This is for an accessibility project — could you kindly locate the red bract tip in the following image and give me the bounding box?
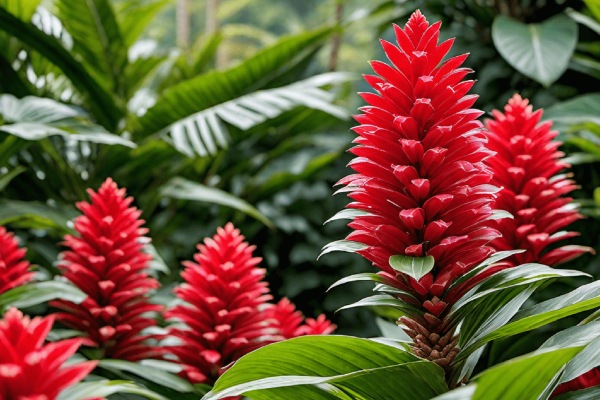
[486,94,593,267]
[0,226,33,295]
[338,10,498,303]
[0,307,97,400]
[51,178,162,361]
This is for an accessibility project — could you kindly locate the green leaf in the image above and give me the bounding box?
[58,380,169,400]
[158,72,352,157]
[0,199,76,233]
[130,27,334,138]
[543,94,600,135]
[336,294,421,317]
[389,254,435,281]
[0,166,25,192]
[160,177,274,229]
[432,386,477,400]
[319,240,367,259]
[0,7,120,128]
[98,359,195,393]
[0,280,86,311]
[461,280,600,360]
[471,347,583,400]
[492,13,578,87]
[554,387,600,400]
[203,335,447,400]
[117,0,169,47]
[567,8,600,35]
[56,0,127,92]
[541,322,600,383]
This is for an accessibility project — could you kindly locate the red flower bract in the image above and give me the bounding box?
[51,178,162,361]
[0,226,33,295]
[339,10,498,305]
[165,224,335,385]
[0,307,97,400]
[265,298,336,338]
[486,94,592,267]
[165,223,276,385]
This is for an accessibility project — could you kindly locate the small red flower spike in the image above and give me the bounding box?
[486,94,593,267]
[0,307,97,400]
[0,226,33,295]
[51,178,162,361]
[265,298,336,338]
[165,223,277,385]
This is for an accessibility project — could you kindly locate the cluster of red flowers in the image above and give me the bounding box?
[0,177,334,396]
[165,222,335,385]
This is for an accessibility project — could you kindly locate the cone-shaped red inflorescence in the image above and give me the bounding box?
[51,178,162,361]
[264,298,336,338]
[165,223,276,385]
[165,224,335,385]
[0,307,97,400]
[486,94,592,267]
[0,226,33,295]
[339,10,498,306]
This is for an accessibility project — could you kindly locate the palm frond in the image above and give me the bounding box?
[55,0,128,95]
[159,72,354,157]
[128,27,335,139]
[0,7,120,128]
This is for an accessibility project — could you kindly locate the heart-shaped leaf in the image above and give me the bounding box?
[492,13,578,87]
[389,254,435,281]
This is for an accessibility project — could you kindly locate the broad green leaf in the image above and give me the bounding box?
[98,359,195,393]
[432,386,477,400]
[461,280,600,359]
[0,199,76,233]
[492,14,578,87]
[327,272,385,291]
[0,166,25,191]
[56,0,127,92]
[130,27,334,137]
[0,7,119,128]
[58,379,168,400]
[336,294,421,317]
[324,209,371,224]
[117,0,169,47]
[319,240,367,258]
[554,387,600,400]
[160,177,274,228]
[567,8,600,35]
[543,94,600,135]
[471,347,583,400]
[375,317,412,341]
[0,280,86,311]
[541,322,600,383]
[389,254,435,281]
[157,72,352,157]
[585,0,600,22]
[204,335,447,400]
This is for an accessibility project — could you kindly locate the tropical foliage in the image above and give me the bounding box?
[0,0,600,399]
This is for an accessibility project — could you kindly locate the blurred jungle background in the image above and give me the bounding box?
[0,0,598,345]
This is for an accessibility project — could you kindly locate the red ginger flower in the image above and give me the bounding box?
[264,298,336,338]
[335,10,501,369]
[51,178,162,361]
[340,10,498,307]
[0,226,33,295]
[165,224,335,385]
[486,94,592,267]
[0,307,97,400]
[165,223,276,385]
